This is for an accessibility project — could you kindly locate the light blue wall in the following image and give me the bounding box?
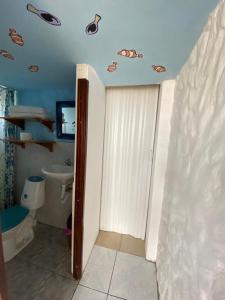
[17,88,75,141]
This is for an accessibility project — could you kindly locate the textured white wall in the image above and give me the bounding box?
[157,1,225,299]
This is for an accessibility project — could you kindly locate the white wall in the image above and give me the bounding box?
[76,64,106,271]
[145,80,175,261]
[16,142,74,229]
[157,1,225,299]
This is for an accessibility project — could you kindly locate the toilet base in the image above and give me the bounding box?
[3,214,34,262]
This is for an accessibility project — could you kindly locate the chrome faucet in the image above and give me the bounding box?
[64,158,72,166]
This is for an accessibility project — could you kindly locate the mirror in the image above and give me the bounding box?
[56,101,75,140]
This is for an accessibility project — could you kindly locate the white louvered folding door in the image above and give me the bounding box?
[100,86,159,239]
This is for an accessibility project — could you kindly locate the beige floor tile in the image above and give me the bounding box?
[109,252,157,300]
[80,246,116,293]
[95,231,122,251]
[120,235,145,257]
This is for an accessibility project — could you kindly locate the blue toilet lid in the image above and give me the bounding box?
[28,176,44,182]
[0,205,29,233]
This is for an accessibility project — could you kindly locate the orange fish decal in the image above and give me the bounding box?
[0,49,14,60]
[28,65,39,72]
[107,62,117,72]
[117,49,143,59]
[9,28,24,46]
[152,65,166,73]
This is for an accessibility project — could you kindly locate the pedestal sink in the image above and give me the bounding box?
[41,164,74,185]
[41,164,74,203]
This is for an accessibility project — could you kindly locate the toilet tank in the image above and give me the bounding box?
[21,176,46,210]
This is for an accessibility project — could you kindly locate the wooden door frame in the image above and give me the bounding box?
[0,231,8,300]
[73,79,89,280]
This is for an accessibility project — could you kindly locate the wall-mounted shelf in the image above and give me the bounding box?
[0,116,54,131]
[0,138,55,152]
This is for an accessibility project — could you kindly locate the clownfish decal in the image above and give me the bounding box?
[28,65,39,72]
[9,28,24,46]
[86,14,101,35]
[27,3,61,26]
[152,65,167,73]
[107,62,118,73]
[0,49,14,60]
[117,49,143,59]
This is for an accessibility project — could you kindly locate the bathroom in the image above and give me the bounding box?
[1,0,225,300]
[0,86,76,289]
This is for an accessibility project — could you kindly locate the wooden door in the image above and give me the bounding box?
[0,232,8,300]
[73,79,89,280]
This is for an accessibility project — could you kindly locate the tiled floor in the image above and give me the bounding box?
[74,245,158,300]
[6,224,158,300]
[6,223,77,300]
[95,230,146,257]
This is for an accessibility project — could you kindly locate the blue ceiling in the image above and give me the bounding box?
[0,0,219,91]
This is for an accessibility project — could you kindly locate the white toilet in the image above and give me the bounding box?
[1,176,45,262]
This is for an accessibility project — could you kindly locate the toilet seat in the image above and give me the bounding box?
[0,205,29,233]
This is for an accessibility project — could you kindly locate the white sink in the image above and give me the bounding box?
[42,164,74,185]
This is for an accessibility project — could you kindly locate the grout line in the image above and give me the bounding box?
[118,249,145,259]
[155,263,160,300]
[118,234,123,251]
[71,283,79,300]
[117,248,146,259]
[107,250,118,294]
[78,283,108,295]
[95,239,146,260]
[107,294,127,300]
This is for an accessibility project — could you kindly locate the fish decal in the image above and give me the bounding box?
[28,65,39,72]
[117,49,143,59]
[27,3,61,26]
[152,65,166,73]
[0,49,14,60]
[9,28,24,46]
[107,62,118,72]
[86,14,101,35]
